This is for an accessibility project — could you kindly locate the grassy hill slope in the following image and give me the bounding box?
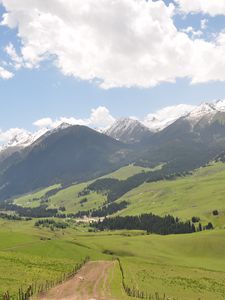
[117,162,225,226]
[14,162,225,227]
[14,164,150,213]
[0,219,225,299]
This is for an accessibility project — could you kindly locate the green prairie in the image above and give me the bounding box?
[14,162,225,227]
[5,162,225,299]
[0,218,225,300]
[14,164,150,213]
[117,162,225,226]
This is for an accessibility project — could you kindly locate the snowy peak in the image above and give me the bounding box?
[183,100,225,127]
[54,122,71,131]
[0,122,73,153]
[186,102,216,120]
[6,131,32,148]
[0,129,31,152]
[105,118,152,143]
[214,99,225,111]
[0,128,49,153]
[144,104,196,132]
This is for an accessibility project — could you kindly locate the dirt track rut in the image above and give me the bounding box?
[35,261,119,300]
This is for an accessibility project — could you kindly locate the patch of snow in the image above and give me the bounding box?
[144,104,196,132]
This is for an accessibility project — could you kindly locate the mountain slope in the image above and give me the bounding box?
[116,162,225,227]
[13,161,225,228]
[137,101,225,170]
[144,104,196,132]
[105,118,152,143]
[0,125,130,200]
[3,100,225,201]
[0,128,49,174]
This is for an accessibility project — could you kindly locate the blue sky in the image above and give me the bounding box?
[1,0,225,136]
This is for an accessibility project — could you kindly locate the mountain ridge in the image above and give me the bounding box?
[105,117,152,143]
[0,125,131,200]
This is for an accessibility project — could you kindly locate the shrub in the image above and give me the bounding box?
[212,210,219,216]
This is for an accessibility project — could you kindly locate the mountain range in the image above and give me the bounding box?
[1,99,225,200]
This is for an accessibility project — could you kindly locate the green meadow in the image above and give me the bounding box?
[117,162,225,226]
[6,162,225,299]
[14,162,225,227]
[14,164,150,213]
[0,217,225,299]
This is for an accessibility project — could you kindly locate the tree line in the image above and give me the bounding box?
[74,201,129,218]
[91,214,197,235]
[83,165,193,204]
[0,212,31,221]
[0,202,59,218]
[35,219,69,229]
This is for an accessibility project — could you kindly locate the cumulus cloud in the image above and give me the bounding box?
[33,118,56,128]
[4,43,24,70]
[33,106,115,130]
[0,66,14,79]
[89,106,115,129]
[182,26,203,38]
[175,0,225,16]
[1,0,225,88]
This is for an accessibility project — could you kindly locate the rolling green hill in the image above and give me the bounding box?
[0,219,225,299]
[14,164,150,213]
[116,162,225,227]
[2,162,225,299]
[14,162,225,227]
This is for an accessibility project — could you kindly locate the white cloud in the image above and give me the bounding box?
[201,19,208,30]
[182,26,203,38]
[89,106,115,129]
[1,0,225,87]
[0,66,14,79]
[5,43,24,70]
[175,0,225,16]
[143,104,196,131]
[33,118,54,128]
[33,106,115,130]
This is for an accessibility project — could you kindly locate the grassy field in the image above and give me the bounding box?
[14,162,225,228]
[14,164,150,213]
[117,162,225,226]
[7,162,225,299]
[0,218,225,299]
[14,184,61,208]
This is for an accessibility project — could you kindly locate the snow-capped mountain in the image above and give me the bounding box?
[0,128,49,152]
[214,99,225,111]
[182,100,225,127]
[143,104,196,132]
[0,122,74,153]
[105,118,152,143]
[2,99,225,154]
[144,100,225,132]
[185,102,216,124]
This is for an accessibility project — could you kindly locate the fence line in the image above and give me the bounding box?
[2,256,89,300]
[117,258,178,300]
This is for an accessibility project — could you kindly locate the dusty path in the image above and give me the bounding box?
[35,261,120,300]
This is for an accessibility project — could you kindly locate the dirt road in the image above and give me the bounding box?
[35,261,119,300]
